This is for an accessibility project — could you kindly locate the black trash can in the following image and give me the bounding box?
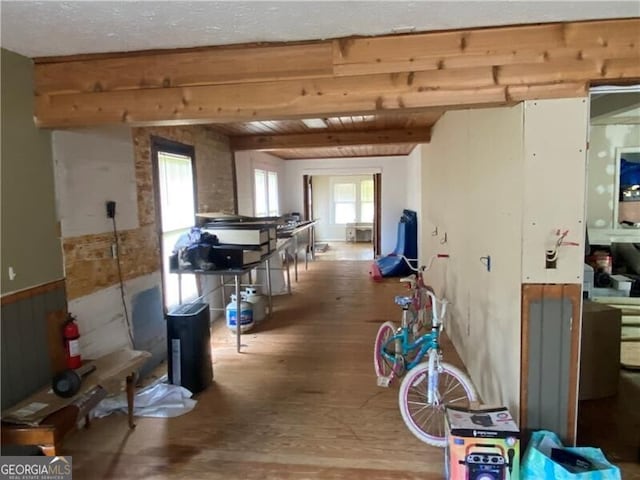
[166,302,213,394]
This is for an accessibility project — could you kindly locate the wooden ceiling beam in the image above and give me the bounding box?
[34,74,510,128]
[34,43,334,96]
[32,18,640,128]
[229,128,431,151]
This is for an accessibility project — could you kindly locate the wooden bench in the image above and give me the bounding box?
[1,349,150,456]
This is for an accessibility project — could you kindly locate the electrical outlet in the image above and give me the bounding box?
[106,201,116,218]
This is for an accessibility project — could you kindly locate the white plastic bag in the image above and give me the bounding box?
[93,377,196,419]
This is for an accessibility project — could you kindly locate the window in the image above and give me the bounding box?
[254,169,279,217]
[158,152,196,230]
[360,179,374,222]
[333,178,374,224]
[334,183,356,224]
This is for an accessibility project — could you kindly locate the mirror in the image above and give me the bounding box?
[615,148,640,227]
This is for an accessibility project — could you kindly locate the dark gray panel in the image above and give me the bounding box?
[2,303,20,409]
[540,298,563,431]
[2,302,23,409]
[17,298,42,399]
[1,284,66,410]
[526,295,573,441]
[131,286,167,378]
[31,292,51,389]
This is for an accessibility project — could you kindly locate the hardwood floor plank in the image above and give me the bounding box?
[62,260,472,478]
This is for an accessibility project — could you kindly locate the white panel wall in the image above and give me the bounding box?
[282,156,407,254]
[69,272,162,359]
[421,98,589,420]
[522,99,589,283]
[311,175,331,240]
[421,105,524,419]
[234,151,285,217]
[52,128,148,355]
[406,146,423,250]
[52,128,139,237]
[586,124,640,244]
[587,124,640,230]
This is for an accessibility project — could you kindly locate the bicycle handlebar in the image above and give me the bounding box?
[392,253,449,273]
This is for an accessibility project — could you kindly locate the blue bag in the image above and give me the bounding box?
[521,431,621,480]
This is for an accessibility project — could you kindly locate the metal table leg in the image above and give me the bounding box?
[235,274,242,353]
[265,258,273,317]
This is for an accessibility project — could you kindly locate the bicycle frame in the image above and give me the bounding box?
[375,253,449,382]
[380,323,440,373]
[380,285,447,374]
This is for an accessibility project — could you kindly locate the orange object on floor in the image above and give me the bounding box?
[370,262,383,282]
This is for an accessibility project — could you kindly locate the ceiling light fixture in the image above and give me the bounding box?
[301,118,328,129]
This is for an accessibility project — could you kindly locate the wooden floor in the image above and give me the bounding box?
[61,259,640,479]
[63,260,461,479]
[577,369,640,479]
[314,242,373,261]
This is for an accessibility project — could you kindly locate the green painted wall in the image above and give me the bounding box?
[1,48,63,294]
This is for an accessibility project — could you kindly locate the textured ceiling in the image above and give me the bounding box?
[1,1,639,58]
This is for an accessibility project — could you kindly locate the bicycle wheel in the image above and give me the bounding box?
[374,321,400,383]
[398,360,477,447]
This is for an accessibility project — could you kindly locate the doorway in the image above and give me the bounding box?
[305,173,379,261]
[151,137,198,309]
[578,86,640,465]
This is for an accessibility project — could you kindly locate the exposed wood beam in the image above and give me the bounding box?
[229,128,431,151]
[35,75,511,128]
[33,18,640,128]
[34,43,334,95]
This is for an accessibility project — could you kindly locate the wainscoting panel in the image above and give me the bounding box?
[521,284,581,445]
[1,280,67,410]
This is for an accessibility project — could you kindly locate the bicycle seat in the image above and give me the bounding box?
[394,296,413,307]
[399,274,416,284]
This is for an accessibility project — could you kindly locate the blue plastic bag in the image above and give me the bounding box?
[521,431,621,480]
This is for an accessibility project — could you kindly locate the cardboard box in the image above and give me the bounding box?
[579,301,621,400]
[445,406,520,480]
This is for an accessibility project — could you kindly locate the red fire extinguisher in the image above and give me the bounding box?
[63,314,82,370]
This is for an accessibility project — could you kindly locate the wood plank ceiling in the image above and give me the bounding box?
[210,111,442,159]
[32,18,640,159]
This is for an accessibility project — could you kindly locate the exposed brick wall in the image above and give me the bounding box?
[64,126,234,300]
[63,225,160,299]
[132,126,235,227]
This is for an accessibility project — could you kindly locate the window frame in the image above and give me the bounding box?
[254,167,280,217]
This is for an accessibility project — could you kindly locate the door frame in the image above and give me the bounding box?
[150,135,197,311]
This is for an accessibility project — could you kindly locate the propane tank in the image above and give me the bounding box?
[63,314,82,369]
[226,293,254,333]
[244,286,266,323]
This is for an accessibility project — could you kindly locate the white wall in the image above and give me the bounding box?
[522,99,589,284]
[421,104,524,419]
[282,156,408,254]
[53,128,139,237]
[587,124,640,229]
[406,146,423,250]
[235,151,286,216]
[586,124,640,244]
[52,128,153,357]
[420,98,589,421]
